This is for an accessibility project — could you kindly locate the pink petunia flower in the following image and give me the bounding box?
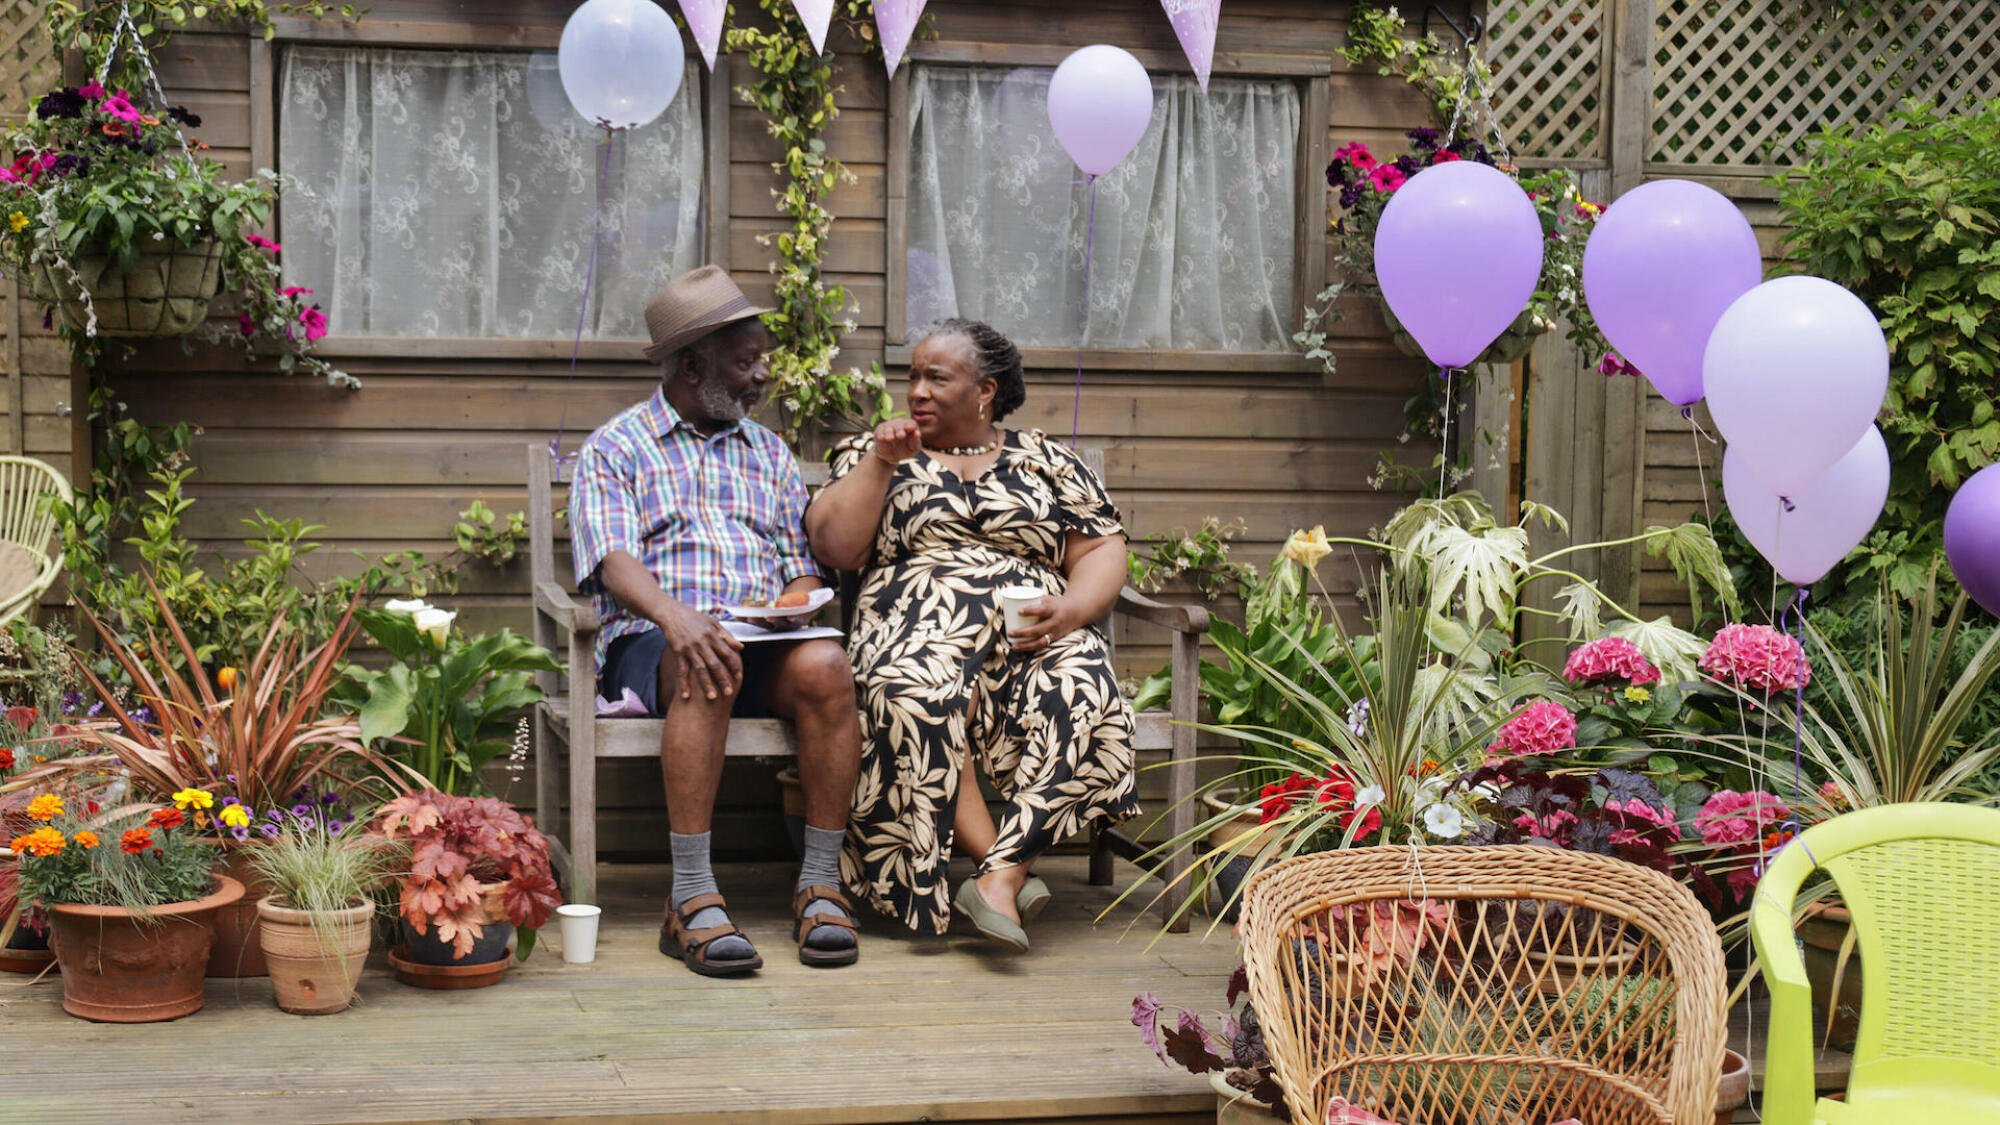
[1430,150,1462,163]
[1488,700,1578,757]
[238,312,257,338]
[78,82,105,99]
[1563,636,1661,686]
[281,285,314,298]
[1700,624,1811,693]
[1332,141,1378,171]
[245,233,282,254]
[99,93,144,124]
[298,305,329,342]
[1368,164,1407,192]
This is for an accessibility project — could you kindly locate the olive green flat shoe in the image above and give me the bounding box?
[955,876,1029,953]
[1016,875,1052,923]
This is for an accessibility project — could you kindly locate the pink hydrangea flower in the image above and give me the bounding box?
[1562,636,1661,686]
[1488,700,1578,757]
[1700,624,1811,693]
[1695,790,1789,847]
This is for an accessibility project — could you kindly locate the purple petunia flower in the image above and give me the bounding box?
[230,824,251,842]
[130,706,154,725]
[221,795,240,806]
[86,701,104,718]
[37,88,87,119]
[1338,183,1364,209]
[320,792,340,805]
[326,818,348,834]
[259,822,281,839]
[1406,126,1441,148]
[165,105,202,127]
[291,803,313,817]
[61,691,83,714]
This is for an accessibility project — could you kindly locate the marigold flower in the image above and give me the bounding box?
[0,748,13,771]
[172,787,215,811]
[120,827,154,854]
[72,830,100,849]
[218,804,251,829]
[10,827,66,856]
[25,793,63,820]
[147,807,185,830]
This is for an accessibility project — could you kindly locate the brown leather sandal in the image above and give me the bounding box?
[791,884,860,967]
[659,892,763,978]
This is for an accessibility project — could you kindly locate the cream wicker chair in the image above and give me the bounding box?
[1238,846,1728,1125]
[0,456,70,629]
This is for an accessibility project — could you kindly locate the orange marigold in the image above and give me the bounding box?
[72,830,100,849]
[25,793,63,820]
[119,827,154,855]
[9,827,66,856]
[147,807,185,830]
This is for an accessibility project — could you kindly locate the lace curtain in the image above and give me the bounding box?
[278,46,705,339]
[905,65,1300,352]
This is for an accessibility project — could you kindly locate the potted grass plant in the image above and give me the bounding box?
[8,787,240,1022]
[246,805,404,1015]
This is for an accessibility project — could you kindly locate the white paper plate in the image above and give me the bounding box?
[717,586,835,619]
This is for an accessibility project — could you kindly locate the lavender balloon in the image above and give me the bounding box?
[1946,463,2000,617]
[1047,46,1155,177]
[1373,161,1545,369]
[1582,179,1762,406]
[1725,426,1888,586]
[1704,276,1888,499]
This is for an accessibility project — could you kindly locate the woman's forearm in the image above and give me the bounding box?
[805,457,895,570]
[1063,535,1128,621]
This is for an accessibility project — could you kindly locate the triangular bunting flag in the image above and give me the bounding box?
[1162,0,1220,92]
[792,0,834,55]
[874,0,928,79]
[679,0,726,71]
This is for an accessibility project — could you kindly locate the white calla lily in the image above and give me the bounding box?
[384,598,429,614]
[413,607,457,648]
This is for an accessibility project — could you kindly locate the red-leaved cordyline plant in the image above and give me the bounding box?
[372,789,561,961]
[70,573,405,823]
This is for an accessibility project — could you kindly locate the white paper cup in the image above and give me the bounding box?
[999,584,1047,635]
[557,903,602,964]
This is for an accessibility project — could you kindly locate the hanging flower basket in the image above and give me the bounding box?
[1380,298,1547,369]
[25,236,224,337]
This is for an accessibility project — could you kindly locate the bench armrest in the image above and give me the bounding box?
[535,580,599,636]
[1114,586,1211,635]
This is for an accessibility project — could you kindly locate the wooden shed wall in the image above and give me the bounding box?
[76,1,1429,854]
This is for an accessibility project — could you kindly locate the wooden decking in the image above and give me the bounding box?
[0,855,1235,1124]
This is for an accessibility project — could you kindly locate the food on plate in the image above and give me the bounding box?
[775,590,812,609]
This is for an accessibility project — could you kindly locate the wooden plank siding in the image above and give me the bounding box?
[72,2,1430,854]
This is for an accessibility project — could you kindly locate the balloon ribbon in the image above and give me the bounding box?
[1072,175,1100,448]
[549,123,619,466]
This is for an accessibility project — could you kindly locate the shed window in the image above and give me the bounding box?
[277,46,704,339]
[905,64,1300,352]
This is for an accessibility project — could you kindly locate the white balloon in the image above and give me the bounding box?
[559,0,686,130]
[1703,275,1888,499]
[1724,426,1889,586]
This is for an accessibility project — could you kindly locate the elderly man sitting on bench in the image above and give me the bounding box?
[568,264,863,977]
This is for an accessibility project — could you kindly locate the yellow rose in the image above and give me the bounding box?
[1280,525,1332,570]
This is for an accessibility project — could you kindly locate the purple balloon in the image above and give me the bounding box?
[1725,426,1888,586]
[1046,45,1154,177]
[1373,161,1544,369]
[1946,463,2000,617]
[1582,179,1763,406]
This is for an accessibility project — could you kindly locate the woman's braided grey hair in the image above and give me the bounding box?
[923,317,1026,421]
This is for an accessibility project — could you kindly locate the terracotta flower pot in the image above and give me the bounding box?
[207,842,272,978]
[47,875,244,1023]
[27,236,225,337]
[1201,787,1272,920]
[389,944,510,990]
[256,896,373,1015]
[1714,1047,1750,1125]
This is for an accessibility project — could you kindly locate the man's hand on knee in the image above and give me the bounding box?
[654,600,745,701]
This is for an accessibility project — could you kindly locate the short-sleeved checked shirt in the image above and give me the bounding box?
[568,388,820,666]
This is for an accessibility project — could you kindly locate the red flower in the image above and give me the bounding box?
[0,748,13,771]
[120,827,154,854]
[147,807,185,830]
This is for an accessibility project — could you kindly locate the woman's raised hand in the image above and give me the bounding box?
[873,417,924,465]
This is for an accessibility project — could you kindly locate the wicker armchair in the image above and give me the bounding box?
[1239,846,1727,1125]
[0,456,70,629]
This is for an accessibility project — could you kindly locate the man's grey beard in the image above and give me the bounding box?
[692,373,761,422]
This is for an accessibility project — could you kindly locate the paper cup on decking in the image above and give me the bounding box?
[557,904,602,964]
[999,584,1047,635]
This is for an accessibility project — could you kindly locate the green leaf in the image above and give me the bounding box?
[357,662,419,746]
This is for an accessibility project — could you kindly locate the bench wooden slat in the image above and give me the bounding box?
[543,702,1172,759]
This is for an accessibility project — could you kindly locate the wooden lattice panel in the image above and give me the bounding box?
[1650,0,2000,167]
[1487,0,1611,162]
[0,0,52,122]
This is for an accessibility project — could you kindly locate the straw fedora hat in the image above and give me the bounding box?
[642,264,773,365]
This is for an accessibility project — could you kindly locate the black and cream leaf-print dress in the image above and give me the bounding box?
[832,428,1140,934]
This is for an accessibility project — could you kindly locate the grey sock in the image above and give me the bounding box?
[670,831,754,961]
[796,824,856,951]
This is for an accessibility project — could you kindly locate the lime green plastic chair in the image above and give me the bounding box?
[1750,802,2000,1124]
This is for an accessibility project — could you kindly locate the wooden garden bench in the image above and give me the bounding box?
[526,442,1207,930]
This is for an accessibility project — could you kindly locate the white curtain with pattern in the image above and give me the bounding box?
[905,64,1300,351]
[278,46,705,339]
